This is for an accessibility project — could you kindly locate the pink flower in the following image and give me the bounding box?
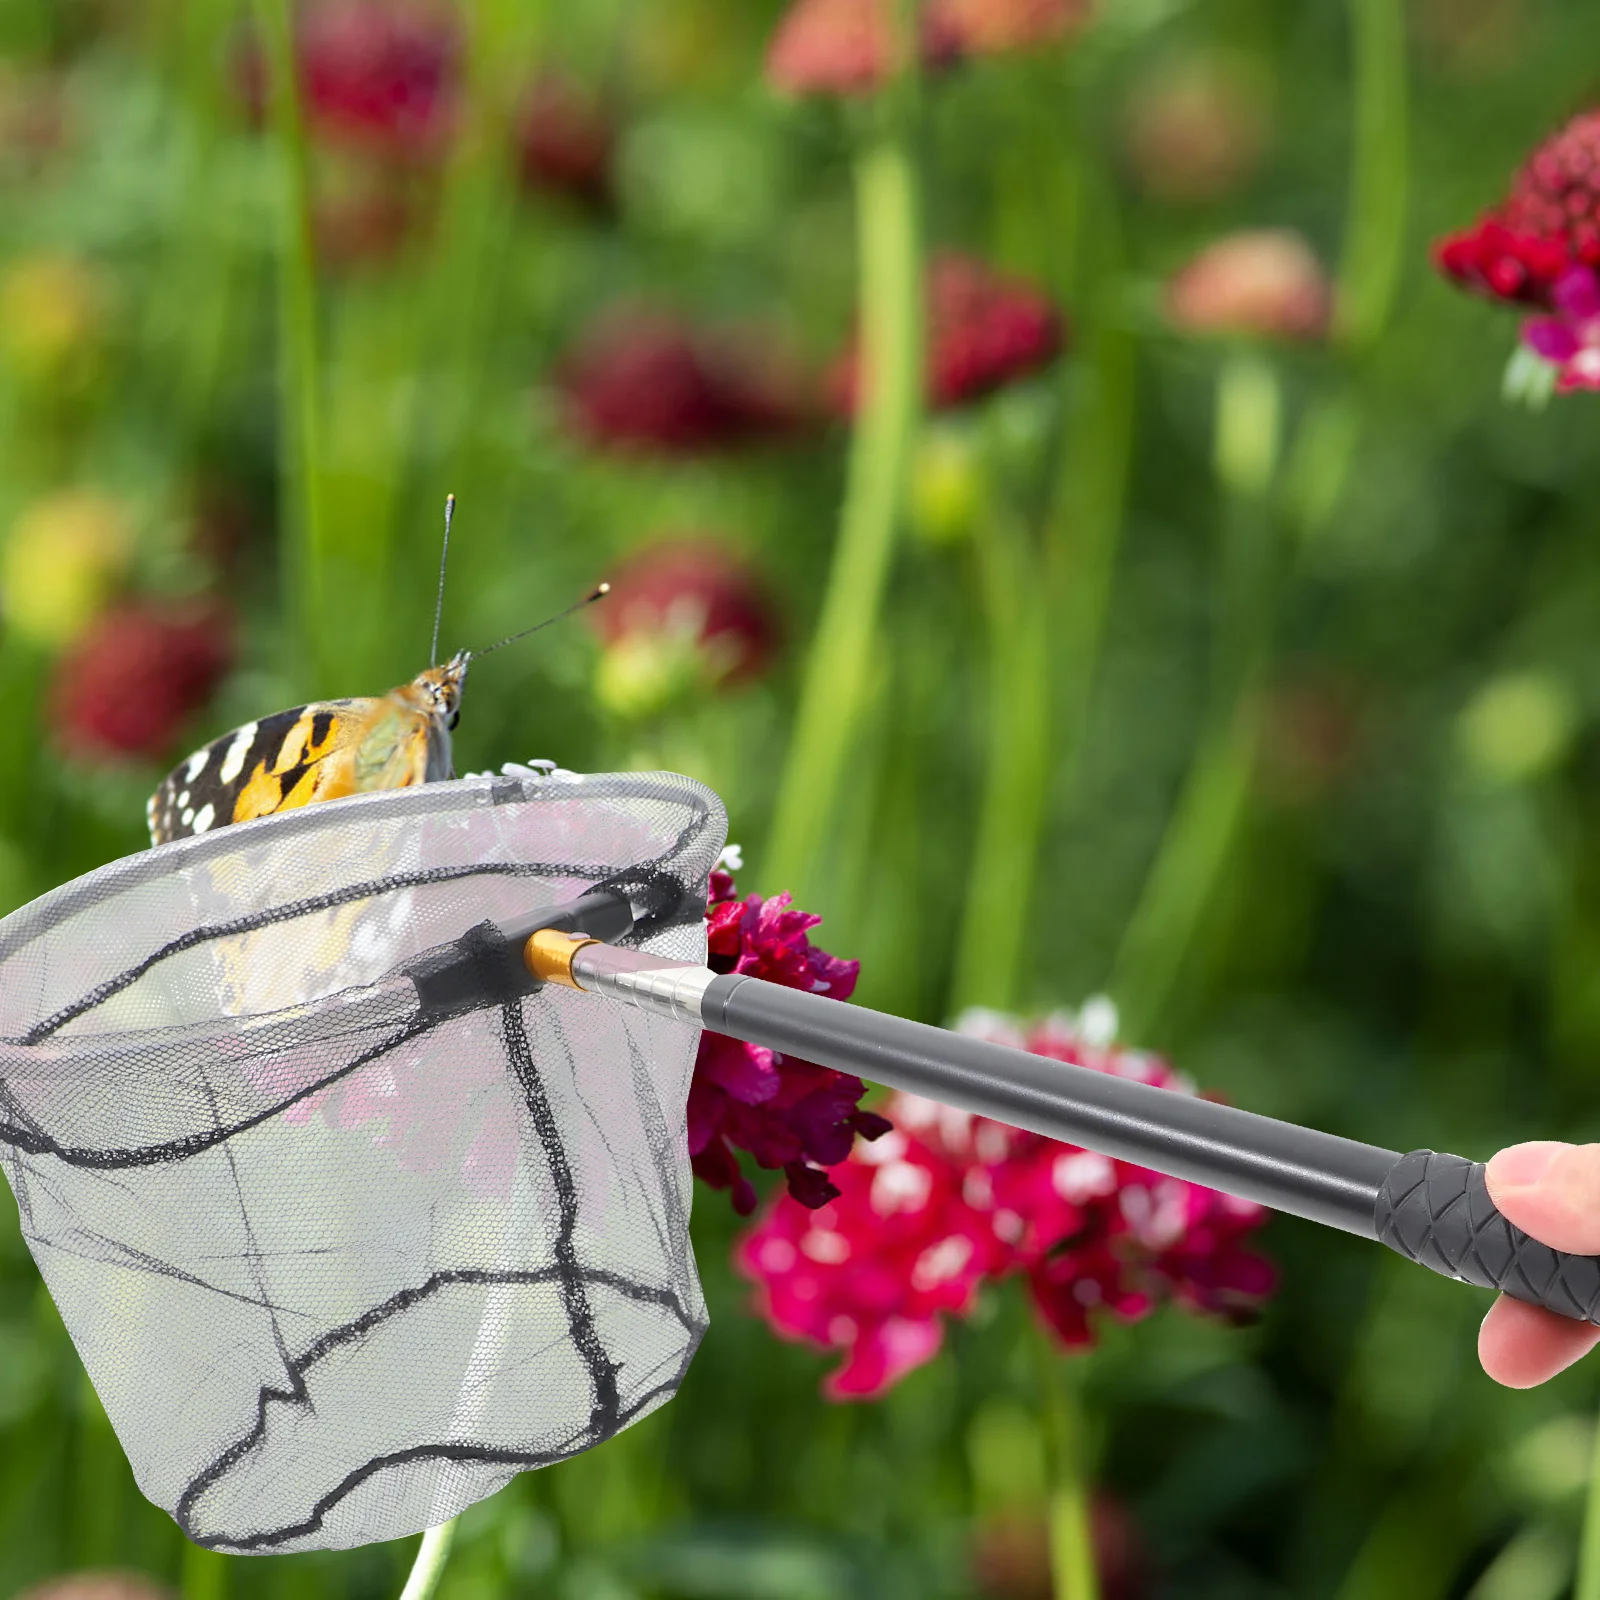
[831,254,1064,414]
[1165,230,1331,343]
[737,1006,1276,1397]
[51,602,232,762]
[935,0,1090,55]
[1436,108,1600,308]
[736,1124,1005,1397]
[690,868,891,1215]
[766,0,963,97]
[765,0,1086,96]
[1520,264,1600,390]
[557,312,807,455]
[1120,52,1270,205]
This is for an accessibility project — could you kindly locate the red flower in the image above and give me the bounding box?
[691,867,890,1215]
[595,538,780,691]
[737,1006,1276,1397]
[233,1,460,264]
[831,254,1063,414]
[558,312,806,455]
[1436,109,1600,308]
[51,603,232,762]
[238,1,461,162]
[514,74,615,209]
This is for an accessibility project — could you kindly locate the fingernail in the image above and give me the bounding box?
[1486,1141,1566,1190]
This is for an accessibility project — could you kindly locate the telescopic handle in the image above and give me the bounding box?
[705,971,1395,1236]
[544,939,1600,1328]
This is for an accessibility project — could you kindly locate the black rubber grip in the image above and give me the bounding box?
[1375,1150,1600,1324]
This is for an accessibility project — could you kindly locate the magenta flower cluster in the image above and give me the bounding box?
[1436,108,1600,391]
[689,868,891,1215]
[737,1008,1277,1398]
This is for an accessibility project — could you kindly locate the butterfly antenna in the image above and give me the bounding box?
[466,582,610,662]
[430,493,456,666]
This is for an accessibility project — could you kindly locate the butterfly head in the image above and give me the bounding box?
[415,650,470,730]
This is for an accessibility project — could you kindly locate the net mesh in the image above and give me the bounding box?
[0,770,724,1553]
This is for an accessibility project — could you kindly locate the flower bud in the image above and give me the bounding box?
[0,254,111,398]
[1457,671,1577,786]
[2,489,133,648]
[1121,53,1268,204]
[910,424,986,545]
[592,539,779,718]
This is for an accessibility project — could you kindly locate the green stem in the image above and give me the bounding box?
[1046,321,1137,781]
[73,1369,122,1567]
[1110,352,1281,1039]
[1336,0,1408,355]
[399,1518,459,1600]
[1033,1328,1099,1600]
[949,152,1136,1017]
[256,0,327,691]
[763,114,922,901]
[1574,1411,1600,1600]
[949,514,1051,1013]
[180,1543,228,1600]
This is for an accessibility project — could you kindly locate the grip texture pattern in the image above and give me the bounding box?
[1375,1150,1600,1325]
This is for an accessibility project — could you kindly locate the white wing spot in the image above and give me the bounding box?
[180,808,194,827]
[191,803,215,834]
[218,723,258,785]
[177,790,190,809]
[185,749,207,781]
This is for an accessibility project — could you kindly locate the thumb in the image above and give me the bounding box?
[1485,1142,1600,1256]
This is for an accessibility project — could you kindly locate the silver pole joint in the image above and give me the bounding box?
[568,945,715,1026]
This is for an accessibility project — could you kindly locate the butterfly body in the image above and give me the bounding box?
[148,653,468,846]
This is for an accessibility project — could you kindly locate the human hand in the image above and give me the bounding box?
[1479,1141,1600,1386]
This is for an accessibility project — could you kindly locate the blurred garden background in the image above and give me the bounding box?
[7,0,1600,1596]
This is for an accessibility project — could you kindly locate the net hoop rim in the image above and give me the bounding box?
[0,769,722,966]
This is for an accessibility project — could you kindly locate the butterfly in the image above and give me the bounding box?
[147,497,606,847]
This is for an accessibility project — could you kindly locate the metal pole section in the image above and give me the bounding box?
[560,943,1398,1238]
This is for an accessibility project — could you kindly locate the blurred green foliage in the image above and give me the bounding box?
[5,0,1600,1596]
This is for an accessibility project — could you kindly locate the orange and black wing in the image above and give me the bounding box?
[147,700,372,846]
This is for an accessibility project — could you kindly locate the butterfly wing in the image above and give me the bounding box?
[147,660,466,847]
[148,698,386,846]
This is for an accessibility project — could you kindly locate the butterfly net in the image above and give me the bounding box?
[0,770,724,1554]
